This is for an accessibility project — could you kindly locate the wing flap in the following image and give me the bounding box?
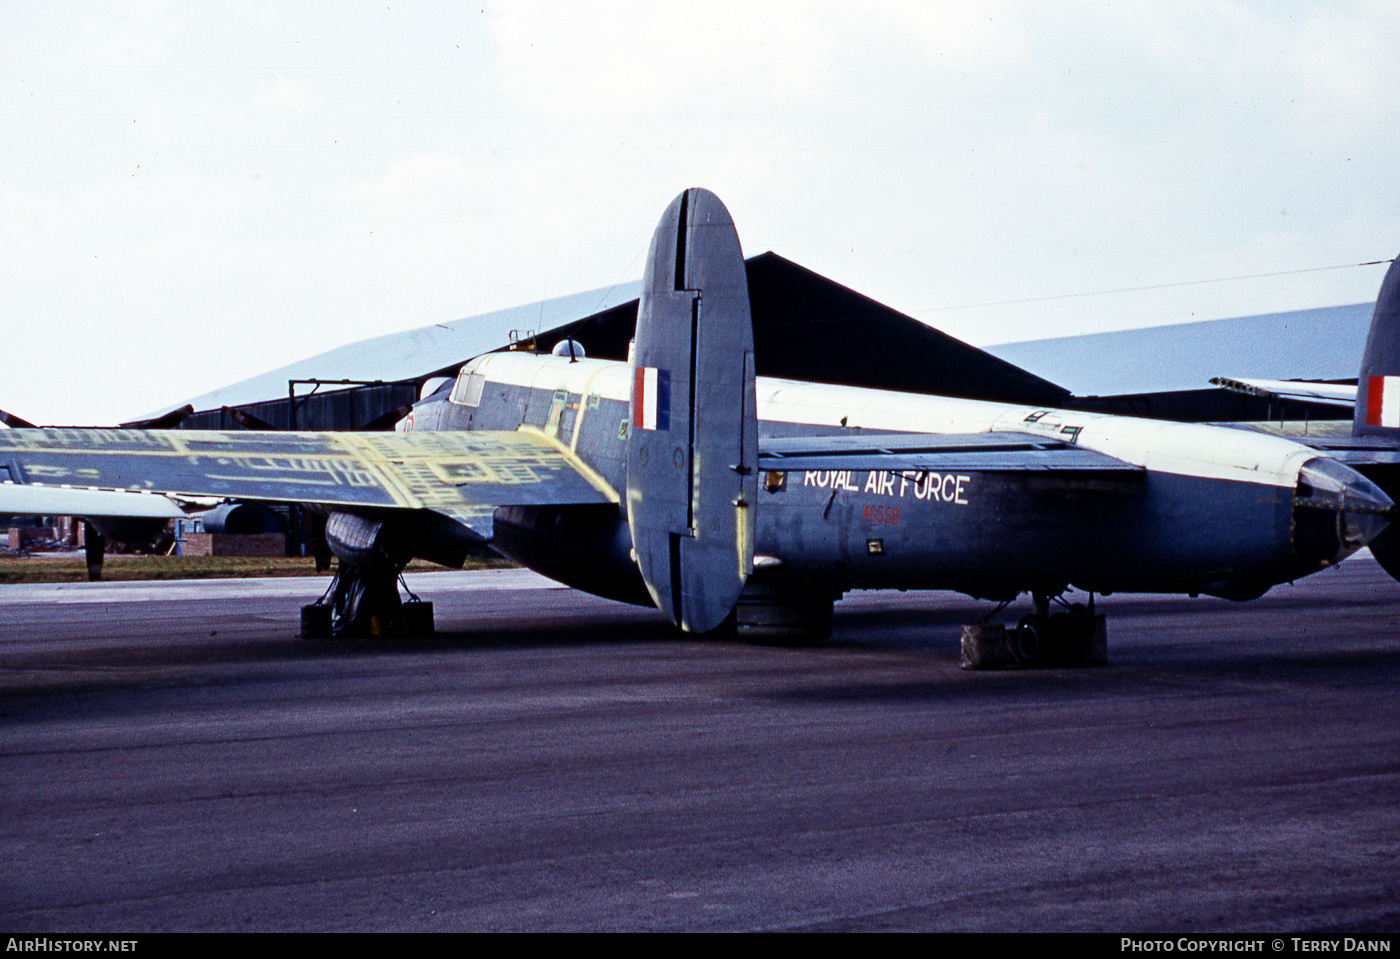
[758,431,1142,475]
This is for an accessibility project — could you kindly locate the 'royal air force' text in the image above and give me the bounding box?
[802,470,971,505]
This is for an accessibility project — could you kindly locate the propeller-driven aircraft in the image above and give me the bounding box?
[3,189,1399,663]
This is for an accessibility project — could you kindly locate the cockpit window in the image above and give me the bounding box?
[449,371,486,407]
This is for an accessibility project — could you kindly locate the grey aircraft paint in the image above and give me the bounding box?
[394,190,1398,630]
[3,189,1397,644]
[626,188,758,634]
[421,354,1377,609]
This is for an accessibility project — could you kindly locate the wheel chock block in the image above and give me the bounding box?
[960,623,1016,670]
[404,601,435,636]
[300,604,332,640]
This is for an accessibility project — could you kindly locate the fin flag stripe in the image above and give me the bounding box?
[633,366,670,431]
[1367,376,1400,428]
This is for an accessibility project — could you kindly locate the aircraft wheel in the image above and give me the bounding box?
[1068,602,1108,665]
[1367,524,1400,583]
[1048,612,1084,666]
[1015,614,1045,665]
[1035,602,1107,666]
[734,589,833,646]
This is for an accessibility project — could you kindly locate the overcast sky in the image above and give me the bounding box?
[5,2,1398,424]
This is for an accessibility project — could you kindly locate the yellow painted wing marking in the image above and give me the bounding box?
[0,429,617,509]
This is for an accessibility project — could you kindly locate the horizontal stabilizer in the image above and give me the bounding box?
[758,431,1142,475]
[1266,435,1400,467]
[1210,377,1356,409]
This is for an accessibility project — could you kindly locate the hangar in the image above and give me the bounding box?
[130,252,1373,434]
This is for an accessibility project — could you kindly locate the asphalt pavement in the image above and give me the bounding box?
[1,561,1397,932]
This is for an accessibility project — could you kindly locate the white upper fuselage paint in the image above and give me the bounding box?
[460,352,1318,490]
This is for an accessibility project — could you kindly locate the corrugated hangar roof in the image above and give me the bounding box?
[154,253,1070,421]
[151,250,1377,427]
[985,302,1374,397]
[156,280,643,418]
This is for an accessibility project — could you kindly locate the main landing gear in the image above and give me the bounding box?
[300,562,435,640]
[960,592,1107,670]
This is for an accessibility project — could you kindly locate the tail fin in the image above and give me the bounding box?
[625,189,758,633]
[1353,255,1400,436]
[1349,253,1400,584]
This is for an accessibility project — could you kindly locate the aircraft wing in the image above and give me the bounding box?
[0,428,617,538]
[757,431,1142,475]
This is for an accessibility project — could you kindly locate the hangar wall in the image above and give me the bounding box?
[176,381,422,433]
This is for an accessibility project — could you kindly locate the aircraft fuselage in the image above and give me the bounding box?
[404,350,1378,605]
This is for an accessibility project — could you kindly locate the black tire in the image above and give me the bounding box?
[1015,614,1044,665]
[1045,612,1077,666]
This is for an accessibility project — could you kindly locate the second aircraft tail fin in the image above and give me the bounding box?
[1353,254,1400,437]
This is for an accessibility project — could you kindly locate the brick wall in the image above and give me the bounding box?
[180,532,286,557]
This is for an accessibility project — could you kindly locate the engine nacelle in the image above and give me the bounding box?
[324,509,485,571]
[200,502,284,535]
[1291,457,1392,570]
